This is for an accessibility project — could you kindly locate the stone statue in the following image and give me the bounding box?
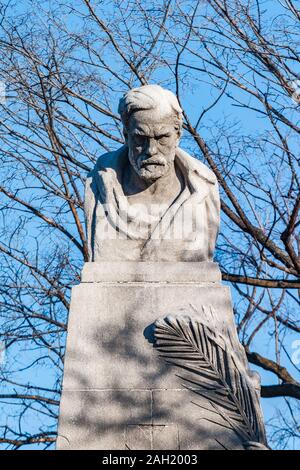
[85,85,220,261]
[57,84,267,451]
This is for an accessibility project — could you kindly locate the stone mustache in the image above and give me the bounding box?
[57,85,268,450]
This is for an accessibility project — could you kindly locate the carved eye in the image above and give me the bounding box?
[134,135,145,146]
[158,136,169,145]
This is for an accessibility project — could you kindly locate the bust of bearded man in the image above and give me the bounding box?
[85,84,220,262]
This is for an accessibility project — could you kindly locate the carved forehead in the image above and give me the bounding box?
[128,111,177,136]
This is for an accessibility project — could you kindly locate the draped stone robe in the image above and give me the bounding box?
[85,145,220,262]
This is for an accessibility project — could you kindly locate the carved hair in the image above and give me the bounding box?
[118,84,183,133]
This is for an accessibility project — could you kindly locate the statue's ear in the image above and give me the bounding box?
[123,129,128,143]
[174,122,182,144]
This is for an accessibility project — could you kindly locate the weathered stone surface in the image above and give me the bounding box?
[81,261,221,283]
[56,262,259,449]
[60,266,240,392]
[151,390,244,450]
[57,390,152,450]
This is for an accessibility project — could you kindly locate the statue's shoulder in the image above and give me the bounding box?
[85,146,127,208]
[177,148,217,185]
[90,146,127,177]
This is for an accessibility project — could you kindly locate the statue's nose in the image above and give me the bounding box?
[145,138,157,156]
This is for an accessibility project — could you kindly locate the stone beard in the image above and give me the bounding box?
[84,85,220,262]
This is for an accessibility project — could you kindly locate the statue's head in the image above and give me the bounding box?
[118,85,183,182]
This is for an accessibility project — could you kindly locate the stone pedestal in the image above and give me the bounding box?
[56,262,261,450]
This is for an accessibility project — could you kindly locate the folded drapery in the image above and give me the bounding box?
[85,145,220,261]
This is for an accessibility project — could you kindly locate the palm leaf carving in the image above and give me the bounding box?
[154,315,267,447]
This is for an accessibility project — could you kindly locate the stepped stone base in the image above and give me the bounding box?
[56,262,251,450]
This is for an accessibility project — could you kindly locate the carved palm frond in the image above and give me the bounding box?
[154,315,267,446]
